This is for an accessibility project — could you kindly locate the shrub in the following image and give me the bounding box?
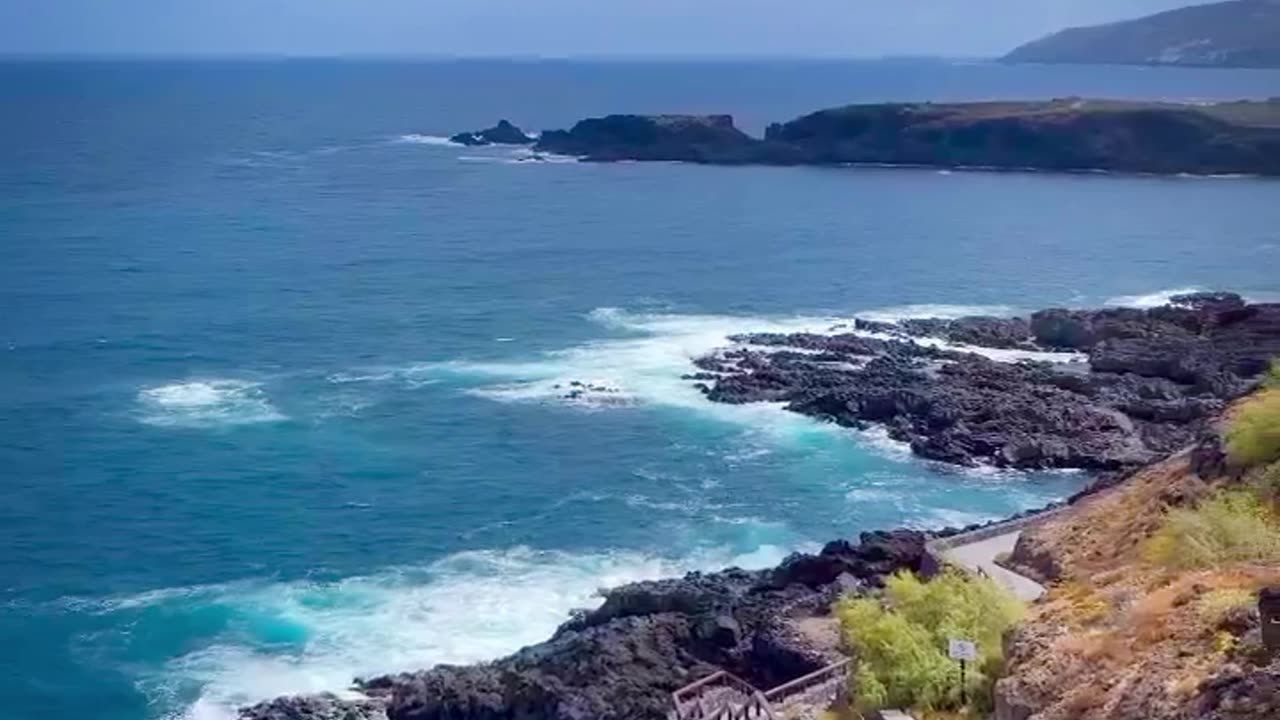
[1265,358,1280,389]
[1143,489,1280,570]
[1225,389,1280,467]
[835,571,1023,715]
[1196,588,1256,627]
[1050,581,1110,625]
[1253,461,1280,503]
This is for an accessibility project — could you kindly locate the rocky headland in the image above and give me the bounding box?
[241,292,1280,720]
[452,98,1280,175]
[692,292,1280,471]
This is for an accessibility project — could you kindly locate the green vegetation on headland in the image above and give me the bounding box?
[459,98,1280,176]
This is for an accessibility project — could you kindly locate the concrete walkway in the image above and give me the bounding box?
[941,530,1045,601]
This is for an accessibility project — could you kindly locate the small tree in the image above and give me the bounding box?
[836,571,1023,715]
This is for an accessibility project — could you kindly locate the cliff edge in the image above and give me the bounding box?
[502,99,1280,175]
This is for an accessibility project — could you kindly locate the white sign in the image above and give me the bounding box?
[948,639,977,661]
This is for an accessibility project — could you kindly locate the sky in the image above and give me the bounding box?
[1,0,1201,58]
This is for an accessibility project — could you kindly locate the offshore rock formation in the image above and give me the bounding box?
[535,114,757,163]
[693,292,1280,470]
[449,120,535,147]
[240,531,929,720]
[518,99,1280,175]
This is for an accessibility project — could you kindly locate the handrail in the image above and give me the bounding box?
[673,670,763,720]
[752,690,778,720]
[674,658,848,720]
[762,658,850,702]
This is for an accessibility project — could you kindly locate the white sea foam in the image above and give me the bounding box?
[856,303,1019,323]
[854,426,914,461]
[416,308,858,441]
[1103,286,1205,308]
[396,134,459,147]
[507,147,580,164]
[137,380,285,428]
[409,306,1081,434]
[113,545,791,719]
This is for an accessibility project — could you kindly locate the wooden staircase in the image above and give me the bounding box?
[671,659,850,720]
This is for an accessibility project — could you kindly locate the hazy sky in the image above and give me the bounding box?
[2,0,1198,58]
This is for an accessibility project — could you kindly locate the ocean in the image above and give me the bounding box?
[1,58,1278,720]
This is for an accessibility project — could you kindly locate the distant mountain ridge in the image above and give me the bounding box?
[1004,0,1280,68]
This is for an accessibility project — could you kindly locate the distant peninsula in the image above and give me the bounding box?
[1003,0,1280,69]
[452,98,1280,176]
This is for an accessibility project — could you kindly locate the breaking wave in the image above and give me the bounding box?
[414,306,1080,426]
[137,380,286,428]
[1104,286,1205,308]
[87,545,793,719]
[395,134,459,147]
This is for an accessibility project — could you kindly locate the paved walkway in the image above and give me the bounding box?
[941,530,1045,601]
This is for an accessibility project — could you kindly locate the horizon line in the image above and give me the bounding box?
[0,51,994,63]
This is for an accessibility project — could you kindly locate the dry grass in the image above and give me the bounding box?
[1009,454,1211,583]
[1225,387,1280,467]
[986,389,1280,719]
[1061,685,1109,715]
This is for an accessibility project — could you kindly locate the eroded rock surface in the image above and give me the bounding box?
[694,293,1280,470]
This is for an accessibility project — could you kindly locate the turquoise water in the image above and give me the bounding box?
[2,59,1279,720]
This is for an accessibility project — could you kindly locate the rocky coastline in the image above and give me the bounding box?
[692,291,1280,471]
[241,292,1280,720]
[241,531,932,720]
[449,98,1280,176]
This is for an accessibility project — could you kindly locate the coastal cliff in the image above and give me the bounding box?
[241,292,1280,720]
[456,98,1280,175]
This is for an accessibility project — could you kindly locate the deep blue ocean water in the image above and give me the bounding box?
[2,59,1279,720]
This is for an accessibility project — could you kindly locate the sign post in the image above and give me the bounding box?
[948,639,977,706]
[1262,587,1280,657]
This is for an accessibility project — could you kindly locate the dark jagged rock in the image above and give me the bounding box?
[523,99,1280,176]
[694,293,1280,470]
[238,694,387,720]
[1195,658,1280,720]
[535,114,761,163]
[241,532,927,720]
[449,120,535,147]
